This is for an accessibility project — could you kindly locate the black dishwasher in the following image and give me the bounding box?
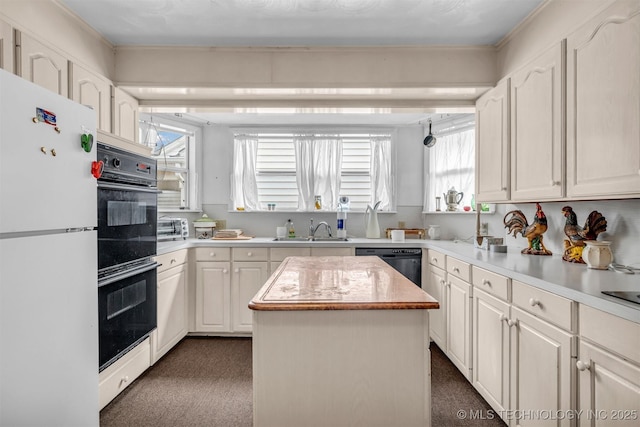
[355,248,422,287]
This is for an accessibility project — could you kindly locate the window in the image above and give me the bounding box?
[232,130,394,211]
[425,121,475,212]
[140,115,199,211]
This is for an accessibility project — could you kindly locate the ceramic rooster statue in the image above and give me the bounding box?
[503,203,552,255]
[561,206,607,263]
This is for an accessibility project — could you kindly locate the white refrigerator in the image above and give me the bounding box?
[0,69,99,426]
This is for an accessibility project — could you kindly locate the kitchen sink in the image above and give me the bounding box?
[272,237,311,241]
[271,237,350,242]
[310,237,350,241]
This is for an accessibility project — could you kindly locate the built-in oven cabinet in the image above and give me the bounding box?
[151,249,188,364]
[99,337,150,410]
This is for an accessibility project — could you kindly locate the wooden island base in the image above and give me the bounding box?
[250,256,438,427]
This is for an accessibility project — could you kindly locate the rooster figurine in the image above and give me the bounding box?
[503,203,552,255]
[561,206,607,263]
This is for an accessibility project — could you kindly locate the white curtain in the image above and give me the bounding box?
[425,128,475,211]
[294,134,343,211]
[370,135,393,210]
[231,135,259,211]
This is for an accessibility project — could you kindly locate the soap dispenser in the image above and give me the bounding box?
[285,219,295,238]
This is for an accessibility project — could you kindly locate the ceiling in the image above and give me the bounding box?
[59,0,543,47]
[59,0,544,126]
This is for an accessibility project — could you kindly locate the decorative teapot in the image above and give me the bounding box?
[443,187,464,211]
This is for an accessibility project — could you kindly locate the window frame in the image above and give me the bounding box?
[140,114,201,212]
[231,127,396,212]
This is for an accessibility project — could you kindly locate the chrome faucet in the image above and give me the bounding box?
[311,221,332,238]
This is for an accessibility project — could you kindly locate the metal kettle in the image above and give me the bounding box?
[443,187,464,211]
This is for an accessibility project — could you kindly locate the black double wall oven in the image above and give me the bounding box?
[97,143,158,372]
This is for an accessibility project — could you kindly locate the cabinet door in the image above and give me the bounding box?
[153,263,188,363]
[476,78,510,202]
[566,1,640,198]
[0,19,14,72]
[17,32,68,96]
[577,340,640,427]
[425,265,447,351]
[113,86,139,143]
[447,275,472,380]
[510,307,573,427]
[232,261,269,333]
[195,261,231,332]
[473,288,510,417]
[510,42,564,201]
[69,63,112,133]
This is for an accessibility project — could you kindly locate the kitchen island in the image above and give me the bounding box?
[249,255,439,427]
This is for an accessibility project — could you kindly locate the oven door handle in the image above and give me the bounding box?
[98,182,162,193]
[98,262,159,287]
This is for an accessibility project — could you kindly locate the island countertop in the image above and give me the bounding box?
[249,255,439,311]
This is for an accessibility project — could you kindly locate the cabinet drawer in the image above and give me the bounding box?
[195,247,230,261]
[446,257,470,282]
[580,305,640,364]
[472,266,510,301]
[428,250,446,268]
[155,249,188,273]
[232,247,268,261]
[512,280,574,331]
[270,247,311,262]
[98,338,150,410]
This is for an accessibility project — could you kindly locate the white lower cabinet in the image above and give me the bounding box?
[510,306,574,427]
[232,261,268,332]
[426,256,447,351]
[151,250,188,364]
[447,274,472,380]
[577,305,640,427]
[473,287,511,418]
[195,260,231,332]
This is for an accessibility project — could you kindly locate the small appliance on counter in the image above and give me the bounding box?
[193,214,216,239]
[157,217,189,241]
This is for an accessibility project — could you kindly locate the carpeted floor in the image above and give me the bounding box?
[100,337,505,426]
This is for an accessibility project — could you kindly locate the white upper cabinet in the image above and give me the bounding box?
[476,78,510,202]
[566,1,640,199]
[69,63,112,133]
[16,32,68,97]
[0,19,13,72]
[112,86,139,144]
[510,42,565,201]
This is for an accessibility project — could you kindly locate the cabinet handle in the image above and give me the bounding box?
[576,360,590,371]
[119,375,129,386]
[507,319,516,327]
[482,279,491,286]
[453,267,460,273]
[222,269,228,274]
[499,313,508,323]
[439,279,445,285]
[247,252,253,257]
[501,187,507,191]
[170,258,177,264]
[209,252,216,257]
[234,268,240,273]
[550,180,561,186]
[529,298,540,307]
[431,257,438,263]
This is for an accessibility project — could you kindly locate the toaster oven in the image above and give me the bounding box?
[157,217,189,241]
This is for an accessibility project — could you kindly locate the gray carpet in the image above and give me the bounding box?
[100,337,505,426]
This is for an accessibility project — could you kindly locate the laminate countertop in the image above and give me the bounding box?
[249,255,439,311]
[157,237,639,323]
